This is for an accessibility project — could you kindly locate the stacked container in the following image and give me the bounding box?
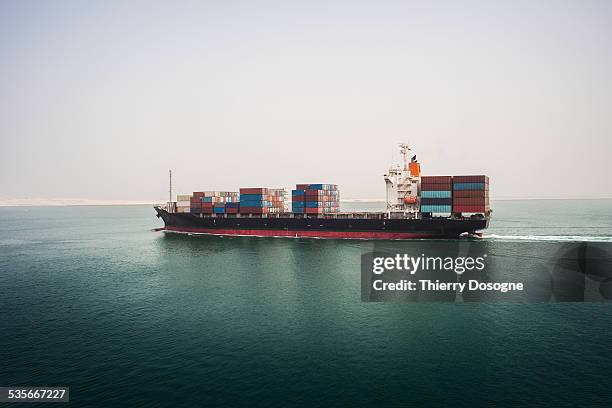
[239,188,287,214]
[267,188,287,214]
[225,202,239,214]
[420,176,452,214]
[292,184,339,214]
[176,195,191,213]
[190,191,239,214]
[291,189,305,213]
[238,188,268,214]
[191,192,204,214]
[452,175,490,213]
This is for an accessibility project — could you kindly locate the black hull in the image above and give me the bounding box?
[155,208,489,239]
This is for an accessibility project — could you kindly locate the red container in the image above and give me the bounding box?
[296,184,310,190]
[193,192,204,198]
[453,190,489,198]
[239,206,267,214]
[225,207,238,214]
[421,176,452,184]
[305,192,324,199]
[453,205,489,213]
[420,183,452,191]
[453,175,489,184]
[240,188,268,194]
[305,208,323,214]
[453,197,489,206]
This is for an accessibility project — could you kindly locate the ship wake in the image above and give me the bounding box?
[484,234,612,243]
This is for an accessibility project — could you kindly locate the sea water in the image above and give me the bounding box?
[0,200,611,407]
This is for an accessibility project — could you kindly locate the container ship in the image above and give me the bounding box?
[155,144,490,239]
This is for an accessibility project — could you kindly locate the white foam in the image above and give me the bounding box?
[484,234,612,243]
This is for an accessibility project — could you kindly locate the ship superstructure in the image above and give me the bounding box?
[384,143,421,218]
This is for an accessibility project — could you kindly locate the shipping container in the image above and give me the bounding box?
[420,205,452,213]
[240,200,270,206]
[421,190,451,199]
[453,182,487,191]
[420,183,452,191]
[239,206,267,214]
[292,189,305,196]
[452,205,489,213]
[453,198,489,206]
[240,188,268,195]
[452,190,489,198]
[421,198,452,205]
[240,194,264,201]
[453,175,489,184]
[305,202,323,208]
[421,176,452,184]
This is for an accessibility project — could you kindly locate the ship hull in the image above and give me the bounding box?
[155,208,488,240]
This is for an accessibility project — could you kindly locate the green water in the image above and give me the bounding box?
[1,200,611,407]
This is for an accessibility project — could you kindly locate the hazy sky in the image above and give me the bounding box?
[1,0,611,200]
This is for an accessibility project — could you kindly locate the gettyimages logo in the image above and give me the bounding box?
[372,253,486,275]
[361,240,612,302]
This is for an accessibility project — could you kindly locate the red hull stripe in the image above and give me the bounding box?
[162,226,439,239]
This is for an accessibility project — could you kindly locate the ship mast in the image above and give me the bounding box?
[169,169,172,202]
[399,143,410,172]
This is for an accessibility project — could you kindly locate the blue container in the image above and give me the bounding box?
[292,202,304,208]
[226,202,239,208]
[308,184,323,190]
[453,182,486,190]
[421,190,451,199]
[421,198,452,205]
[240,199,265,205]
[292,207,305,213]
[213,206,225,214]
[305,201,323,208]
[292,189,305,196]
[241,201,273,208]
[241,194,264,200]
[420,205,451,213]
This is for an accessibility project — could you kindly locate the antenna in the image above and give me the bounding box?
[169,170,172,202]
[399,143,410,171]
